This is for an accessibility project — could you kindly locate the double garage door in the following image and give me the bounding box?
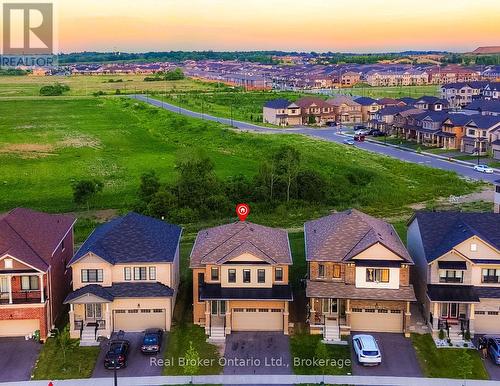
[475,311,500,334]
[350,308,403,333]
[113,308,166,332]
[231,308,283,332]
[0,319,40,337]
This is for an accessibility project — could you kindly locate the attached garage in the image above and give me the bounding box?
[350,308,403,333]
[113,308,166,332]
[231,308,283,332]
[474,311,500,334]
[0,319,40,337]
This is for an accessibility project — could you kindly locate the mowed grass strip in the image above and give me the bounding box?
[411,334,489,380]
[0,97,478,220]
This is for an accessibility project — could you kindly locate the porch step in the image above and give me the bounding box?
[209,326,225,342]
[324,324,340,342]
[79,328,99,347]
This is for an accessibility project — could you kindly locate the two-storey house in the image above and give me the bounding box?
[408,212,500,340]
[0,208,75,340]
[461,115,500,155]
[354,97,380,122]
[64,213,182,345]
[305,210,416,343]
[191,221,293,341]
[262,99,301,126]
[295,97,335,125]
[326,96,362,124]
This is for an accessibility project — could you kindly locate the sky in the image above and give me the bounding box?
[47,0,500,53]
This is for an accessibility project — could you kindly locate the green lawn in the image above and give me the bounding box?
[0,97,480,228]
[350,84,439,99]
[411,334,489,380]
[290,333,352,375]
[32,332,100,380]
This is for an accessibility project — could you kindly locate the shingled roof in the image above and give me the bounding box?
[190,221,292,268]
[69,212,182,266]
[0,208,75,272]
[304,209,412,263]
[412,211,500,263]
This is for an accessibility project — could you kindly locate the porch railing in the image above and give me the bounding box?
[0,290,47,305]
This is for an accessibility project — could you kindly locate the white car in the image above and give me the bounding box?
[473,164,494,174]
[343,139,355,145]
[352,334,382,366]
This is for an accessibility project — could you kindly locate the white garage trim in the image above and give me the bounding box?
[0,319,40,337]
[113,308,166,332]
[350,308,403,333]
[231,308,283,331]
[474,310,500,334]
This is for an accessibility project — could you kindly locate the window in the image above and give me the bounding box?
[211,267,219,281]
[366,268,389,283]
[134,267,147,280]
[149,267,156,280]
[318,263,325,278]
[228,269,236,283]
[470,243,478,252]
[275,267,283,282]
[439,270,464,283]
[243,269,251,283]
[333,264,341,279]
[21,276,39,290]
[124,267,131,281]
[4,259,13,269]
[482,269,500,283]
[257,269,266,283]
[81,269,103,283]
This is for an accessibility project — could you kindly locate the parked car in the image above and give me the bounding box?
[370,130,385,137]
[352,334,382,366]
[343,139,355,145]
[473,164,494,174]
[141,328,164,354]
[355,129,370,136]
[104,340,130,369]
[487,336,500,365]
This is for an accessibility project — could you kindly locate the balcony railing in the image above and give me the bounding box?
[482,276,500,284]
[439,277,464,283]
[0,290,46,305]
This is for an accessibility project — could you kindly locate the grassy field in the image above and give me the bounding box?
[411,334,489,380]
[0,97,480,227]
[0,75,220,97]
[350,84,439,99]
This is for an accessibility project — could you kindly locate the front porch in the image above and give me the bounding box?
[308,297,346,343]
[68,302,111,345]
[428,301,475,343]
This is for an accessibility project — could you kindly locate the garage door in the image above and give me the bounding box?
[232,308,283,331]
[493,149,500,161]
[350,308,403,333]
[0,319,40,337]
[113,309,166,332]
[474,311,500,334]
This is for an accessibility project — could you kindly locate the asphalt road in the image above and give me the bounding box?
[130,95,500,183]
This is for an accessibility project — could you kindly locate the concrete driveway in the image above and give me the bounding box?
[474,335,500,381]
[223,332,292,375]
[350,332,422,377]
[0,337,42,382]
[92,332,166,378]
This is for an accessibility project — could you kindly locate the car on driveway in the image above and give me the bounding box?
[473,164,494,174]
[104,340,130,370]
[141,329,163,354]
[487,336,500,365]
[352,334,382,366]
[343,139,355,145]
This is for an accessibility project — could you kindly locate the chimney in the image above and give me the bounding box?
[495,179,500,214]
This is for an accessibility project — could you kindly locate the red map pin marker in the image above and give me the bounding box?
[236,204,250,221]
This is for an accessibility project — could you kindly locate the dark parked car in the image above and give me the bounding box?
[141,328,164,354]
[487,336,500,365]
[371,130,386,137]
[104,340,130,369]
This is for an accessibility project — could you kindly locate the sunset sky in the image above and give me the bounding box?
[49,0,500,53]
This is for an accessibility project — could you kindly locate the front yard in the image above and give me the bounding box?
[290,333,351,375]
[411,333,489,380]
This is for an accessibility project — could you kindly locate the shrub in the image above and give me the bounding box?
[438,329,445,340]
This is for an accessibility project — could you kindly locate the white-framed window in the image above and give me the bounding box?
[134,267,147,280]
[81,269,103,283]
[470,243,478,252]
[21,276,39,290]
[149,267,156,280]
[124,267,131,281]
[4,259,13,269]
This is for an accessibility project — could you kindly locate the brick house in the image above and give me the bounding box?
[191,221,293,341]
[326,95,362,124]
[294,97,335,125]
[0,208,76,339]
[305,209,416,342]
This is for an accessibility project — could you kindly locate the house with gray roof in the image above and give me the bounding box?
[190,221,292,341]
[64,212,182,345]
[305,209,416,342]
[408,212,500,339]
[262,99,301,126]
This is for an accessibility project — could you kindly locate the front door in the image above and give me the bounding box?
[211,300,226,316]
[440,303,459,319]
[85,304,102,321]
[322,298,338,317]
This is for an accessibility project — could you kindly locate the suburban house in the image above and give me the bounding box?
[190,221,293,341]
[64,212,182,345]
[0,208,76,340]
[461,115,500,155]
[354,97,380,122]
[407,212,500,340]
[439,114,470,150]
[295,97,335,125]
[326,96,362,124]
[340,71,361,87]
[262,99,301,126]
[305,209,416,343]
[463,100,500,117]
[414,96,448,111]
